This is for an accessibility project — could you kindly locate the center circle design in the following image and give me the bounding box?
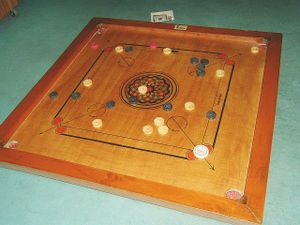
[121,72,178,109]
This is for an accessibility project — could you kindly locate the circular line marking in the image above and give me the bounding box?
[118,56,135,67]
[166,116,188,132]
[87,103,107,117]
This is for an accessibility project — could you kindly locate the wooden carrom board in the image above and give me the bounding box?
[0,18,281,224]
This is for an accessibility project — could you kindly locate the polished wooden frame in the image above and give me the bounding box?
[0,18,281,224]
[0,0,18,19]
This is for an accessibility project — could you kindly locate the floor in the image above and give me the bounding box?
[0,0,299,225]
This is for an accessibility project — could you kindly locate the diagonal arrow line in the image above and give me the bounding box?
[171,117,215,171]
[205,158,215,171]
[171,117,195,147]
[39,126,57,135]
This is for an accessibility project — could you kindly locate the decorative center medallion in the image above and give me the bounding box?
[121,72,178,109]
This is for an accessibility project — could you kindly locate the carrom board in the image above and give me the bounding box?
[0,18,281,224]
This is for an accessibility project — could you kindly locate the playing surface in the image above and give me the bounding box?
[0,18,282,224]
[8,22,266,197]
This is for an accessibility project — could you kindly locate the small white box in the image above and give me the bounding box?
[150,10,174,23]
